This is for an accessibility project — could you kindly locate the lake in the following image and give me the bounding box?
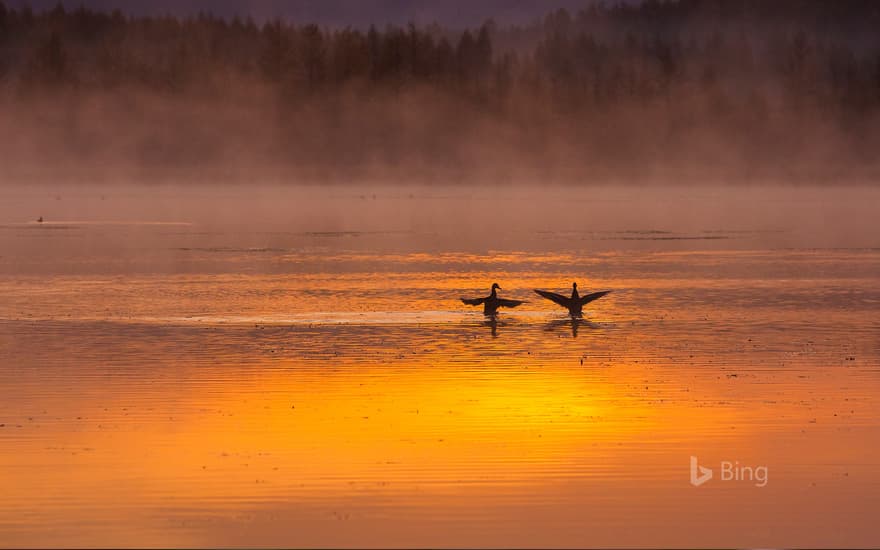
[0,184,878,547]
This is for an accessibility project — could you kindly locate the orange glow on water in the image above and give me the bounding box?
[1,186,879,547]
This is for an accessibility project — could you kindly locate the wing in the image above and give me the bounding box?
[461,297,485,306]
[533,289,572,308]
[496,298,525,308]
[579,290,611,306]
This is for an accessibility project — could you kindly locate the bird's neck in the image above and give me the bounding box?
[490,288,497,298]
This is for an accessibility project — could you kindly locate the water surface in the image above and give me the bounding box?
[1,184,878,547]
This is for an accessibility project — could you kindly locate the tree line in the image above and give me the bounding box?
[0,1,878,110]
[2,1,880,181]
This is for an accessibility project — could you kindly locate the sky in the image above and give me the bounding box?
[5,0,593,27]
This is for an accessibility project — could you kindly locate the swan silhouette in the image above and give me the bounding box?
[461,283,525,316]
[534,282,610,316]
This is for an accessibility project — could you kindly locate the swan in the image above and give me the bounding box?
[461,283,525,316]
[534,282,610,316]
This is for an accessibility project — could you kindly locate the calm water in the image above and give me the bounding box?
[1,184,879,547]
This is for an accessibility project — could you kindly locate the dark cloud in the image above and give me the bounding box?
[3,0,590,27]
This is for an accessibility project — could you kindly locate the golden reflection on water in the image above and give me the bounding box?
[1,185,880,547]
[2,302,878,547]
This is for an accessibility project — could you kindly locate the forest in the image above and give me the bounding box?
[1,0,880,183]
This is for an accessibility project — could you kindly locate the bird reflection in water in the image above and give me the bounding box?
[544,315,602,338]
[484,314,499,337]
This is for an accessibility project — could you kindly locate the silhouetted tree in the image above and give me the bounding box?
[0,0,877,114]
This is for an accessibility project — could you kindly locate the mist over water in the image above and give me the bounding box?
[2,1,880,182]
[2,183,879,277]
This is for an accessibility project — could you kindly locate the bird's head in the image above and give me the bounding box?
[492,283,501,291]
[572,282,578,289]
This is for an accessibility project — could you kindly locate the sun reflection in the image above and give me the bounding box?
[0,347,751,509]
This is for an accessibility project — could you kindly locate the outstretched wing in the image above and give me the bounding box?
[579,290,611,306]
[497,298,525,308]
[533,289,572,308]
[461,297,485,306]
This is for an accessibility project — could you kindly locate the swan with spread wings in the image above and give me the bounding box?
[461,283,525,316]
[534,282,610,316]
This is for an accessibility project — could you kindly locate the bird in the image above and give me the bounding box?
[461,283,525,316]
[534,282,611,316]
[37,216,43,223]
